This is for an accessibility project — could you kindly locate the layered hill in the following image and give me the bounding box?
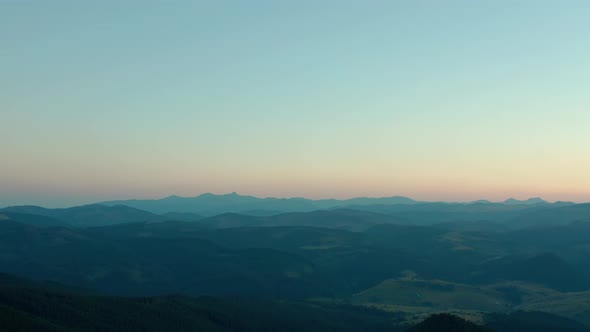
[0,204,164,227]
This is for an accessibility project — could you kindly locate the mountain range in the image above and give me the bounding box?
[97,193,558,216]
[2,193,590,330]
[0,204,164,227]
[0,193,585,230]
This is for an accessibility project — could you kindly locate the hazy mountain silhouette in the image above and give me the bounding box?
[508,203,590,228]
[503,197,548,205]
[199,208,403,231]
[343,201,570,227]
[1,197,585,232]
[95,193,586,228]
[0,204,164,227]
[99,193,418,215]
[0,211,66,227]
[160,211,204,222]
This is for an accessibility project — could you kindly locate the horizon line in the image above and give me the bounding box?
[2,192,586,210]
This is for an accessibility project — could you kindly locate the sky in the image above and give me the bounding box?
[1,1,590,207]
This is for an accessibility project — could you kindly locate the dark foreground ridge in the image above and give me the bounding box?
[407,313,492,332]
[0,274,401,332]
[2,273,590,332]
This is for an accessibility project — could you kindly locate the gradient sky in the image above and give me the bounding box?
[2,1,590,207]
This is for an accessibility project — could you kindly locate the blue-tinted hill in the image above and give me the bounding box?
[0,204,164,227]
[99,192,418,215]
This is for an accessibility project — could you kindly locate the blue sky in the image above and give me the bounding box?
[2,1,590,207]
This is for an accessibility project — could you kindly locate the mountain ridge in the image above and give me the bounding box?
[96,193,564,216]
[0,204,164,227]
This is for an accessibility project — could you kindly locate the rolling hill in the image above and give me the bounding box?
[0,273,403,332]
[0,212,66,227]
[0,204,164,227]
[199,208,403,231]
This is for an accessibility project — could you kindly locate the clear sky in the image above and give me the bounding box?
[2,1,590,207]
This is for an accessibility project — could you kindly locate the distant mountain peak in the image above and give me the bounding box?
[504,197,547,205]
[196,193,216,198]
